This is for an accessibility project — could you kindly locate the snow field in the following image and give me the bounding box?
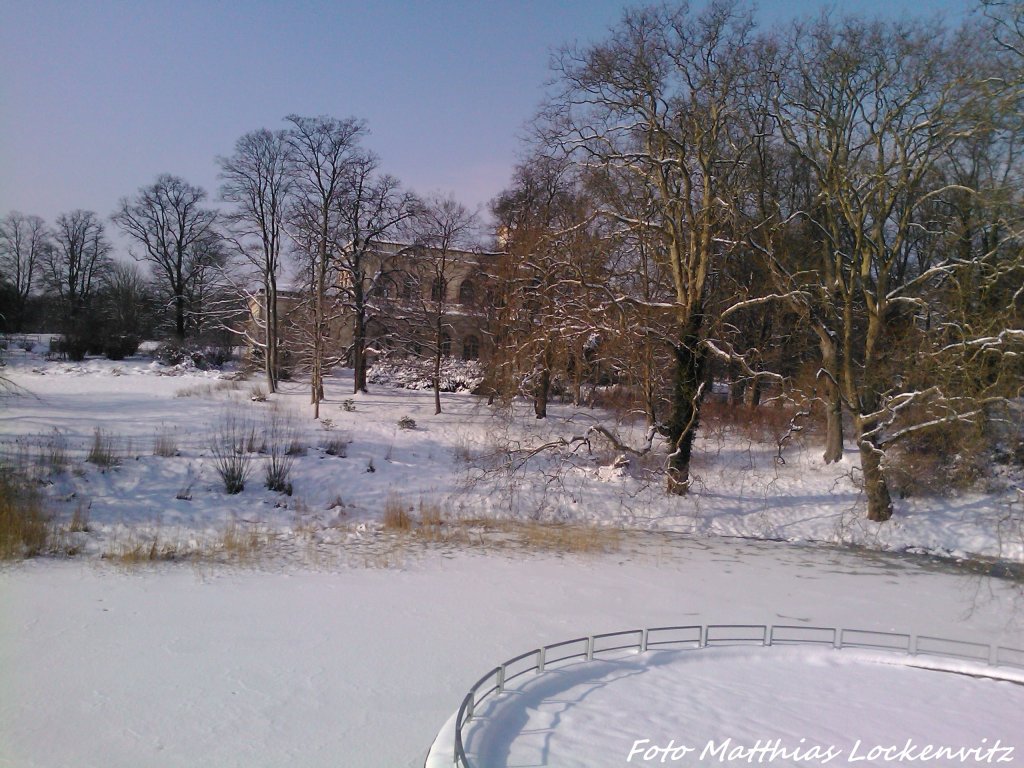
[2,540,1022,768]
[1,349,1022,564]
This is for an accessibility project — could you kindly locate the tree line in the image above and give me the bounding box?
[0,117,479,417]
[484,0,1023,521]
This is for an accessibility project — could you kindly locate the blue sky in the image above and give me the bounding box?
[1,0,974,240]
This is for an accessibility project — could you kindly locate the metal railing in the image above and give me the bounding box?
[447,623,1024,768]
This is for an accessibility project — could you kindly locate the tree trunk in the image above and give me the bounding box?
[533,367,550,419]
[175,292,186,340]
[665,329,705,495]
[742,312,771,409]
[743,378,762,408]
[433,350,442,415]
[818,333,843,464]
[856,421,893,522]
[352,306,368,395]
[265,281,278,394]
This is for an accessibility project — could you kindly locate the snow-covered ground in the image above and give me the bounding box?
[1,346,1022,768]
[2,541,1022,768]
[456,645,1024,768]
[1,346,1021,564]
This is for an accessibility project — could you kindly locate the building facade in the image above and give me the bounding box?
[247,241,499,373]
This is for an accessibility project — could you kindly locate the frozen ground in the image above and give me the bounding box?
[2,539,1022,768]
[1,345,1023,768]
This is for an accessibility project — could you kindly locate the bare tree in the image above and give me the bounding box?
[99,261,155,343]
[772,15,1011,521]
[491,154,603,419]
[404,194,479,414]
[284,114,367,417]
[43,210,111,325]
[548,1,764,493]
[0,211,49,331]
[113,174,221,341]
[982,0,1024,63]
[331,152,420,394]
[219,128,294,393]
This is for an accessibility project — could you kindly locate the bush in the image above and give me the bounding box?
[264,411,295,494]
[103,335,140,360]
[322,436,349,457]
[154,342,234,370]
[367,355,485,393]
[887,422,989,498]
[699,399,796,444]
[397,416,417,430]
[52,334,91,362]
[154,342,189,366]
[210,413,254,494]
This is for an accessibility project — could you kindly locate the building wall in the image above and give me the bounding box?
[247,243,497,370]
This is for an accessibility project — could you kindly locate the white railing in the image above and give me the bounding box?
[444,623,1024,767]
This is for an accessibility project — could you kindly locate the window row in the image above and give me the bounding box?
[378,274,479,306]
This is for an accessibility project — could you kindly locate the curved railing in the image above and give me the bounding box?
[445,623,1024,768]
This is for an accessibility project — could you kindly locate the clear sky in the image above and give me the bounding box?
[1,0,974,245]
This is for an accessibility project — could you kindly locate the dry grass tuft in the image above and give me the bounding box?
[174,379,242,398]
[210,412,254,494]
[285,438,307,456]
[418,498,444,527]
[87,428,120,468]
[35,430,69,476]
[0,469,52,558]
[220,519,270,561]
[414,498,449,543]
[153,429,179,457]
[69,502,90,533]
[102,535,183,564]
[264,410,296,494]
[513,521,622,554]
[321,435,349,457]
[382,493,414,530]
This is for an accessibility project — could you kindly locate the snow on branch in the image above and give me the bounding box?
[938,329,1024,356]
[720,291,812,319]
[701,340,785,384]
[499,423,658,474]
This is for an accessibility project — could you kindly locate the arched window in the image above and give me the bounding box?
[462,334,480,361]
[440,332,452,357]
[398,272,417,300]
[458,279,476,306]
[431,277,445,303]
